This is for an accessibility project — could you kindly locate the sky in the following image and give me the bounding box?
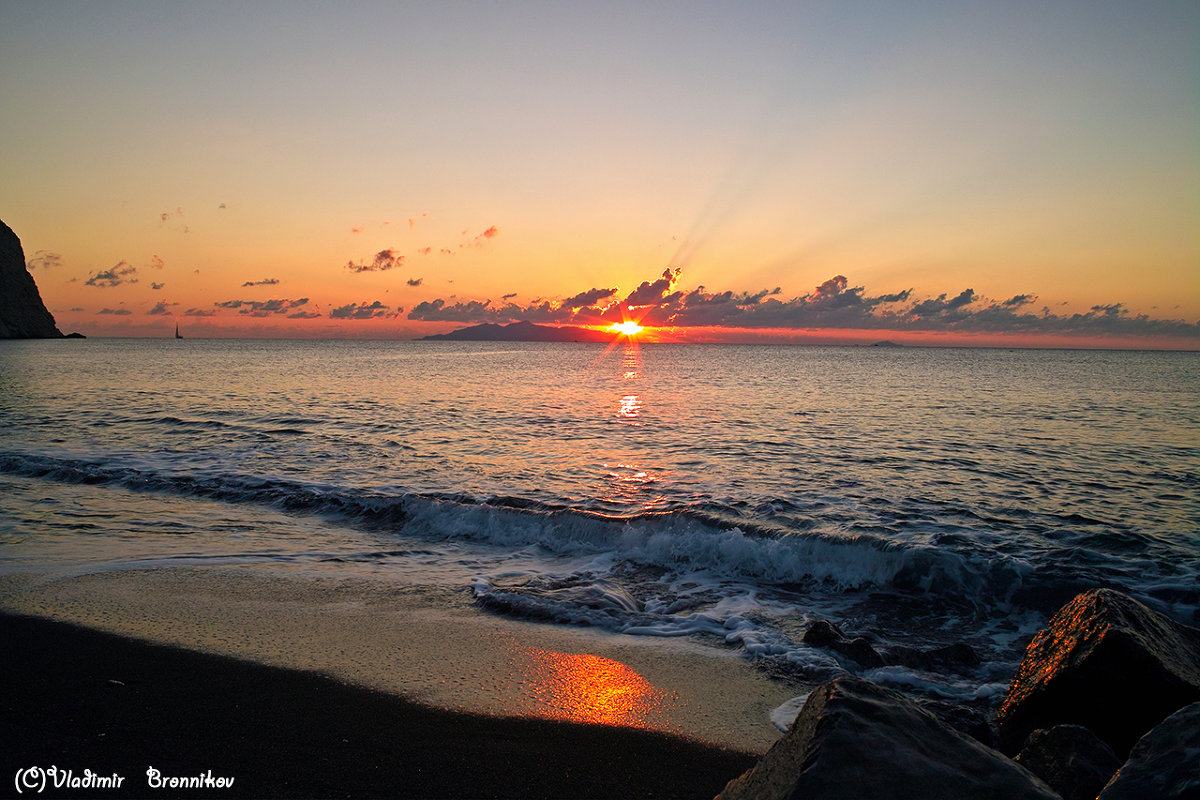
[2,0,1197,347]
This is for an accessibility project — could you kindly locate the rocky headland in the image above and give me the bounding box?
[0,218,66,339]
[719,588,1200,800]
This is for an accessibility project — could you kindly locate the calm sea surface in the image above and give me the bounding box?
[2,339,1197,704]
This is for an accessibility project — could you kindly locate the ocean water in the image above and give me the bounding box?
[1,339,1197,707]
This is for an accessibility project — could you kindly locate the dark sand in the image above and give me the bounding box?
[1,612,754,799]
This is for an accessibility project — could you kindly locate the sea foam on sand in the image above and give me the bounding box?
[0,566,793,752]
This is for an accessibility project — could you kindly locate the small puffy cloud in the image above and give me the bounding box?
[287,310,322,319]
[183,308,217,317]
[502,292,518,301]
[218,202,227,210]
[26,250,63,270]
[98,307,132,315]
[85,262,138,287]
[150,254,165,270]
[69,307,84,312]
[417,247,432,256]
[406,278,423,287]
[330,300,392,319]
[150,282,165,290]
[242,278,280,287]
[214,298,311,316]
[1003,294,1036,307]
[345,249,403,273]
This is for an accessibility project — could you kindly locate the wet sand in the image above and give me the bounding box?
[0,567,794,798]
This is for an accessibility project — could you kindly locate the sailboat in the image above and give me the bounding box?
[174,323,182,339]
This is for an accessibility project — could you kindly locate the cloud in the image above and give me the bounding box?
[69,307,84,312]
[287,310,322,319]
[147,301,177,316]
[406,278,423,287]
[214,298,311,317]
[150,282,165,290]
[502,292,518,301]
[562,287,618,309]
[218,203,227,210]
[417,247,433,256]
[98,307,132,315]
[85,262,138,287]
[242,278,280,287]
[409,213,428,229]
[406,269,1200,342]
[150,254,165,269]
[345,249,403,273]
[160,207,189,233]
[623,268,681,307]
[26,250,62,270]
[183,308,217,317]
[329,300,392,320]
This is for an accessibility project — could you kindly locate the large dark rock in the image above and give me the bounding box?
[997,588,1200,757]
[0,219,63,338]
[1098,702,1200,800]
[1015,725,1121,800]
[717,676,1059,800]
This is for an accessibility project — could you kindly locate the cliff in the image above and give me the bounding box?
[0,219,64,338]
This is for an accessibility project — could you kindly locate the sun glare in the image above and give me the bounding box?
[609,321,643,337]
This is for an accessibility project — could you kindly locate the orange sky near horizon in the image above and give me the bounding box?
[2,2,1197,348]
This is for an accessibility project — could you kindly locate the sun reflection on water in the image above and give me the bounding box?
[519,648,669,727]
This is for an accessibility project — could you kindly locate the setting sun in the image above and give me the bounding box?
[609,321,644,337]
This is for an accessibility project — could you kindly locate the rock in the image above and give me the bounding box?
[802,620,885,668]
[1015,725,1121,800]
[0,219,64,339]
[802,619,844,647]
[717,676,1059,800]
[1098,702,1200,800]
[997,588,1200,757]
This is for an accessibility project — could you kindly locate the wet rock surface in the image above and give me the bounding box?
[997,588,1200,757]
[718,676,1058,800]
[1097,701,1200,800]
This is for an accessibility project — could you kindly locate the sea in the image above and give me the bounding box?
[1,339,1197,713]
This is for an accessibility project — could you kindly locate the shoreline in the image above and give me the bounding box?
[1,611,756,798]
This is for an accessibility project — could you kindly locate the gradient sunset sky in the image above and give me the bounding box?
[2,1,1197,346]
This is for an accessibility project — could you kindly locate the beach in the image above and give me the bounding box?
[0,567,788,798]
[1,610,757,799]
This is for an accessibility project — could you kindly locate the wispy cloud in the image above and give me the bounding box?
[85,262,138,287]
[97,307,132,315]
[242,278,280,287]
[345,249,403,273]
[183,308,217,317]
[159,207,189,234]
[406,278,423,287]
[26,250,62,270]
[150,282,165,290]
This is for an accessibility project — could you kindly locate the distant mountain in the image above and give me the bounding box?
[0,219,64,338]
[420,320,614,342]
